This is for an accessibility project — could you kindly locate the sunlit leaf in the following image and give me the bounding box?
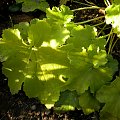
[105,2,120,37]
[62,25,118,94]
[46,5,73,25]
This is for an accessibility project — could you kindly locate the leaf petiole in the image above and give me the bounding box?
[75,16,105,25]
[72,6,100,12]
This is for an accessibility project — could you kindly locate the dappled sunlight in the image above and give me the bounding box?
[0,2,119,118]
[25,74,32,79]
[45,104,54,109]
[92,50,107,68]
[59,75,66,83]
[88,45,93,51]
[40,74,55,81]
[32,47,38,51]
[41,63,67,71]
[84,108,95,114]
[4,67,13,72]
[98,68,107,73]
[41,41,49,47]
[39,73,67,82]
[15,79,20,83]
[50,39,58,48]
[10,29,22,40]
[55,105,75,111]
[39,63,68,82]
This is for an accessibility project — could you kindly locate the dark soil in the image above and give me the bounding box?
[0,0,120,119]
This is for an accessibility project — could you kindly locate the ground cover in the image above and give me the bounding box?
[0,0,120,119]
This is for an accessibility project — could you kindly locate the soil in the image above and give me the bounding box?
[0,0,120,120]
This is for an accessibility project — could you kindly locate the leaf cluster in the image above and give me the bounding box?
[0,4,119,120]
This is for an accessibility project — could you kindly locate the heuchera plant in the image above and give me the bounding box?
[95,0,120,119]
[0,5,119,119]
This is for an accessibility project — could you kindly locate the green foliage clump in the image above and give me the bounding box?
[0,5,119,119]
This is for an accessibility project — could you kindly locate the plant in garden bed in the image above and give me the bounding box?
[95,0,120,119]
[0,4,119,120]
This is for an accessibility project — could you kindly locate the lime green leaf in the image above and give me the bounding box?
[0,29,29,91]
[65,22,77,31]
[0,6,72,105]
[62,28,118,94]
[28,20,51,47]
[14,22,29,41]
[24,75,65,105]
[96,77,120,120]
[30,18,40,25]
[92,37,106,50]
[28,20,70,48]
[0,23,70,106]
[79,90,100,114]
[61,25,118,94]
[16,0,49,12]
[46,5,73,25]
[50,24,70,47]
[1,29,24,58]
[92,50,108,68]
[105,4,120,37]
[67,25,98,50]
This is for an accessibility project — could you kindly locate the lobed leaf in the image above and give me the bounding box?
[96,77,120,120]
[79,90,100,114]
[54,90,79,110]
[46,5,73,25]
[105,3,120,37]
[61,25,118,94]
[67,25,97,50]
[14,22,29,41]
[0,5,74,106]
[0,31,71,105]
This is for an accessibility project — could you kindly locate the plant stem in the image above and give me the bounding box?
[75,16,104,25]
[97,23,107,36]
[106,28,114,54]
[85,0,96,6]
[101,34,110,38]
[72,1,93,7]
[104,0,111,6]
[110,37,119,53]
[72,6,100,12]
[93,21,105,27]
